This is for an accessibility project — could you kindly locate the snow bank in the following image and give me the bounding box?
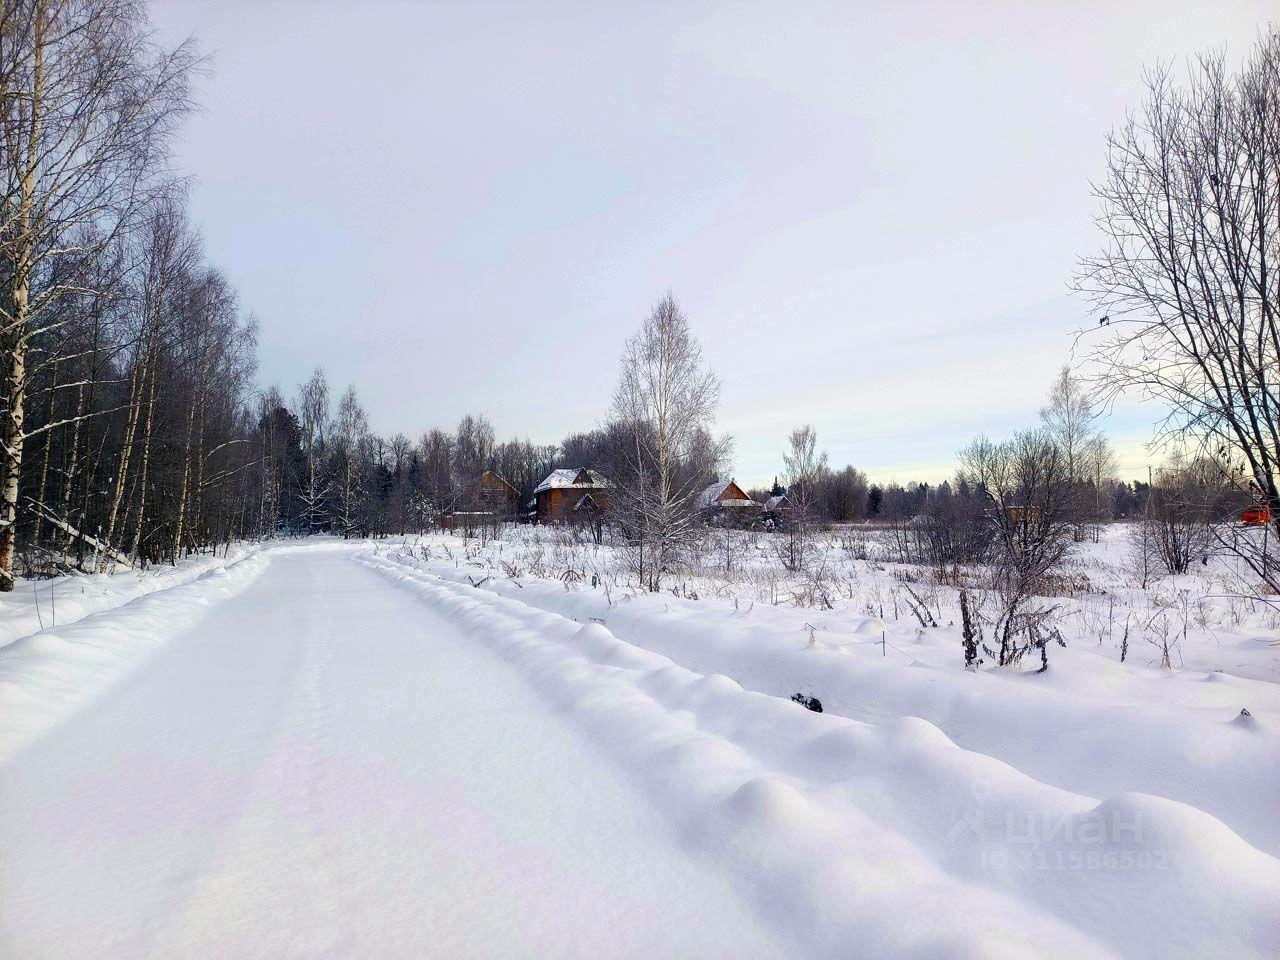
[0,547,262,652]
[373,543,1280,860]
[0,547,273,764]
[361,550,1280,960]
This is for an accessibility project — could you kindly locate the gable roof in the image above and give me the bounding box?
[696,479,759,510]
[478,470,517,495]
[764,494,790,511]
[534,468,612,495]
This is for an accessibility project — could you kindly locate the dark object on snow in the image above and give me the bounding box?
[959,590,982,671]
[1232,707,1256,729]
[791,693,823,713]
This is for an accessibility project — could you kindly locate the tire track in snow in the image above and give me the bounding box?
[147,581,352,959]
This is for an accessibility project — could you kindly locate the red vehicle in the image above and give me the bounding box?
[1241,505,1273,527]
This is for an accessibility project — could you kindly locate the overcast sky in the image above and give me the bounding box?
[150,1,1273,486]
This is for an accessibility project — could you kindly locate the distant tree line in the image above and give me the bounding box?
[863,477,1152,524]
[253,374,572,540]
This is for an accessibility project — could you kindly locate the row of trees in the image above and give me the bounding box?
[727,368,1130,532]
[771,368,1123,578]
[746,465,869,524]
[0,0,261,586]
[0,1,578,578]
[867,478,1155,525]
[253,372,572,540]
[859,369,1126,528]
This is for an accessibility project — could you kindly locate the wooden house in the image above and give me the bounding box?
[763,493,789,515]
[477,470,519,511]
[534,468,612,524]
[696,479,761,524]
[1003,505,1041,527]
[442,470,518,531]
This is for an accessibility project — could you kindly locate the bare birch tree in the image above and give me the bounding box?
[1040,366,1117,538]
[779,424,827,572]
[331,385,367,538]
[296,367,329,532]
[610,293,725,591]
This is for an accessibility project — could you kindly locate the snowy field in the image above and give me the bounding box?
[1,528,1278,958]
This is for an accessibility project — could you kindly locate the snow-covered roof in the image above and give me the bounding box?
[764,494,789,511]
[696,481,728,509]
[696,480,760,510]
[534,468,612,495]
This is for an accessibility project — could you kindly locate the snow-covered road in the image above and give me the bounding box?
[0,547,790,959]
[3,542,1278,959]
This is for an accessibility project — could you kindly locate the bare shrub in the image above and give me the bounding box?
[1143,458,1222,575]
[1128,519,1160,588]
[959,590,982,670]
[960,429,1075,670]
[885,483,990,581]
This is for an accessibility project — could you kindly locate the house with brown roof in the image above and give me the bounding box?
[696,479,761,524]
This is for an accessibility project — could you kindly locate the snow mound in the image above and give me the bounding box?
[386,543,1280,861]
[363,549,1280,959]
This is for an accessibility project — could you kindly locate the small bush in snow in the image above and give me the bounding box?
[791,693,823,713]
